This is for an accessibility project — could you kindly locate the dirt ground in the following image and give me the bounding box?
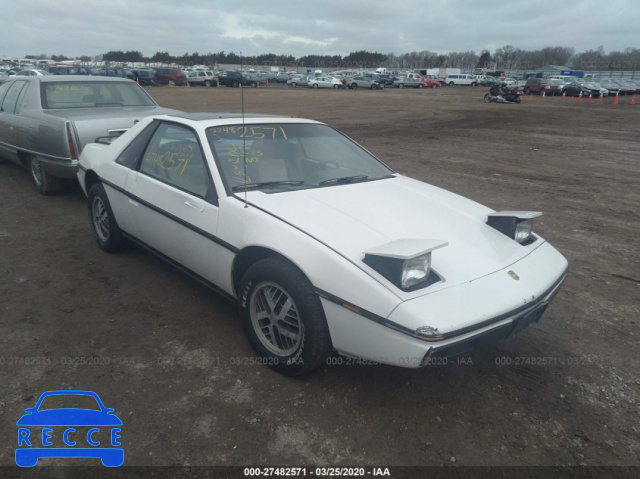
[1,83,638,476]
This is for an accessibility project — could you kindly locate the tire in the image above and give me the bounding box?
[483,93,492,103]
[371,83,377,90]
[239,258,333,376]
[169,79,176,86]
[431,84,437,89]
[204,80,211,87]
[88,183,127,253]
[250,82,257,88]
[524,88,530,94]
[515,97,521,104]
[333,84,339,89]
[231,81,239,88]
[29,156,62,195]
[449,82,454,86]
[418,83,424,89]
[398,83,404,89]
[313,84,319,89]
[351,83,358,89]
[291,82,297,87]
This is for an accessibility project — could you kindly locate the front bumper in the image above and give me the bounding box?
[321,241,568,368]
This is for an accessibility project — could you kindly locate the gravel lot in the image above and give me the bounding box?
[1,84,638,475]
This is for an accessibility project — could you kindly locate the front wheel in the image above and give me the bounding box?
[88,183,127,253]
[29,156,62,195]
[239,258,333,376]
[418,83,424,88]
[398,83,404,89]
[449,82,454,86]
[204,80,211,87]
[483,93,492,103]
[290,82,297,87]
[313,84,319,89]
[431,84,437,89]
[333,84,339,89]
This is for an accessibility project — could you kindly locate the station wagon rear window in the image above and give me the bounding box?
[41,81,156,109]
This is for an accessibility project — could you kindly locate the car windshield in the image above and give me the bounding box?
[207,123,395,192]
[42,81,157,108]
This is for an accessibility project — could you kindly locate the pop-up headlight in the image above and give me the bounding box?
[487,211,542,244]
[363,239,448,291]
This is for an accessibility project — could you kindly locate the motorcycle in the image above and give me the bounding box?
[484,85,523,104]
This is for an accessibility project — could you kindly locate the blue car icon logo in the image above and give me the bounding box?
[16,390,123,467]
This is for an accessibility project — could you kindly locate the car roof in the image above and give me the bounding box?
[157,112,322,128]
[30,75,136,83]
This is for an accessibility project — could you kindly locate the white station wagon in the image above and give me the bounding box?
[77,113,568,375]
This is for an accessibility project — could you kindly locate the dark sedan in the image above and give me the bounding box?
[597,79,626,96]
[562,82,598,98]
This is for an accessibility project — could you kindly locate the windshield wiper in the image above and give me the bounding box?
[319,175,369,186]
[232,180,306,192]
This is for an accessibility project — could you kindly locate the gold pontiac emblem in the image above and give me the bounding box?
[508,270,520,280]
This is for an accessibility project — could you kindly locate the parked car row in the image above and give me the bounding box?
[521,76,638,97]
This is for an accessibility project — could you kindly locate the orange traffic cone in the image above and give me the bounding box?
[561,92,566,103]
[529,93,534,100]
[169,81,173,88]
[631,96,636,105]
[570,95,575,103]
[587,94,593,104]
[613,92,619,105]
[541,90,546,100]
[266,80,269,88]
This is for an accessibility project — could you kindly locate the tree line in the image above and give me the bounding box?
[25,46,640,71]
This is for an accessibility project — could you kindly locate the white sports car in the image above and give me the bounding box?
[77,113,568,375]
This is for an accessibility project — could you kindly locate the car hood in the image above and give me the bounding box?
[45,106,180,150]
[16,409,123,426]
[245,176,539,292]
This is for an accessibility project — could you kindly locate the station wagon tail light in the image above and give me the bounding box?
[487,211,542,244]
[363,239,448,291]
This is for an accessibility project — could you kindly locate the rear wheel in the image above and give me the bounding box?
[333,84,339,89]
[418,83,424,88]
[204,80,211,87]
[239,258,333,376]
[29,156,62,195]
[371,83,377,90]
[398,83,404,89]
[431,84,438,88]
[313,84,319,89]
[351,83,358,89]
[88,183,127,253]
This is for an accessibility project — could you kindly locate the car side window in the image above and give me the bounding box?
[116,121,159,168]
[139,123,213,199]
[0,81,27,114]
[0,81,12,105]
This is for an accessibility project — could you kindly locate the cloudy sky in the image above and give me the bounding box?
[1,0,638,59]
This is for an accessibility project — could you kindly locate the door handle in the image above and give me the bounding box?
[185,200,204,212]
